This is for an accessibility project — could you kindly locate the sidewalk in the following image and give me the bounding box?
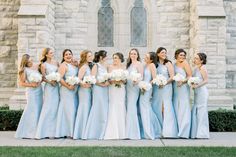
[0,132,236,147]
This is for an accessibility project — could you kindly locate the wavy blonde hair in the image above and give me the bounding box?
[18,54,30,76]
[39,48,51,73]
[79,50,91,68]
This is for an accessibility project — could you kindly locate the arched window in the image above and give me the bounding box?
[98,0,114,47]
[131,0,147,47]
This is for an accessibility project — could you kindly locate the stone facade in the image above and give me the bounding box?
[0,0,235,109]
[0,0,20,87]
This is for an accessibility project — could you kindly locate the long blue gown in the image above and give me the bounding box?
[55,63,78,138]
[35,63,60,139]
[73,65,92,139]
[125,65,141,139]
[173,64,191,138]
[83,63,109,139]
[152,63,178,138]
[15,68,43,138]
[191,68,209,138]
[139,65,162,139]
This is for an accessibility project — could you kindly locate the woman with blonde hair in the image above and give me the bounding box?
[35,48,60,139]
[15,54,43,138]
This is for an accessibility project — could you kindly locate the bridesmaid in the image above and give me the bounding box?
[83,50,109,140]
[191,53,209,139]
[139,52,162,140]
[173,49,192,138]
[73,50,93,139]
[152,47,178,138]
[104,52,127,139]
[55,49,78,138]
[15,54,43,138]
[126,48,143,140]
[35,48,60,139]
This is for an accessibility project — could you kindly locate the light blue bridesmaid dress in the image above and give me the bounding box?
[83,63,109,140]
[125,65,141,139]
[173,64,191,138]
[139,65,162,139]
[55,63,78,138]
[15,68,43,138]
[73,65,92,139]
[35,63,60,139]
[152,63,178,138]
[191,68,209,138]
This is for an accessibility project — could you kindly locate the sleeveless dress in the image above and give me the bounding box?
[35,63,60,139]
[139,66,162,139]
[173,64,191,138]
[125,65,141,139]
[152,63,178,138]
[73,65,92,139]
[55,63,78,138]
[83,63,109,139]
[191,68,209,139]
[15,68,43,138]
[104,68,126,139]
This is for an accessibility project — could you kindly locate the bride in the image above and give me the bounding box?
[104,52,127,139]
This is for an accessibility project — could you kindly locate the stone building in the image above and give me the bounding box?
[0,0,235,110]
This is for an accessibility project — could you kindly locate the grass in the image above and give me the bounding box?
[0,147,236,157]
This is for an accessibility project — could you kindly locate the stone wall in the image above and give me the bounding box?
[224,0,236,89]
[0,0,20,87]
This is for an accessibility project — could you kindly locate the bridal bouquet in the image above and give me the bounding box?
[138,81,152,95]
[65,76,80,86]
[187,77,201,86]
[109,69,129,87]
[173,73,186,82]
[28,72,42,83]
[82,75,97,84]
[97,73,110,83]
[152,74,167,86]
[45,72,60,82]
[128,71,142,83]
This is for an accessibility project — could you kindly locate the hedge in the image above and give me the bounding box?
[0,109,23,131]
[209,109,236,132]
[0,108,236,131]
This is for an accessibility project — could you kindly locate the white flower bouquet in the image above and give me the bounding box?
[28,72,42,83]
[138,81,152,95]
[45,72,61,82]
[187,77,201,86]
[109,69,129,87]
[128,71,142,83]
[173,73,186,82]
[65,76,80,86]
[97,73,110,83]
[82,75,97,84]
[152,74,167,86]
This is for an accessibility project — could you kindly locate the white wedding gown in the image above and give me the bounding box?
[104,84,126,139]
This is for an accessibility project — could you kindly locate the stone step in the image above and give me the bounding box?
[9,88,26,110]
[0,88,15,106]
[208,95,234,111]
[226,89,236,106]
[0,88,15,94]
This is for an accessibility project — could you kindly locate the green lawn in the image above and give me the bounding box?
[0,147,236,157]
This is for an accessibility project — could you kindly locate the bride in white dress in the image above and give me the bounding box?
[104,52,127,139]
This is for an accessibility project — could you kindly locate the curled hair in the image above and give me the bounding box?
[113,52,124,63]
[175,48,187,59]
[18,54,30,76]
[79,50,92,68]
[126,48,141,69]
[148,52,158,67]
[156,47,171,66]
[39,48,51,73]
[197,52,207,65]
[93,50,107,63]
[61,49,73,63]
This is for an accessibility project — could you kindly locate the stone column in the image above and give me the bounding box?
[9,0,55,110]
[190,0,233,110]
